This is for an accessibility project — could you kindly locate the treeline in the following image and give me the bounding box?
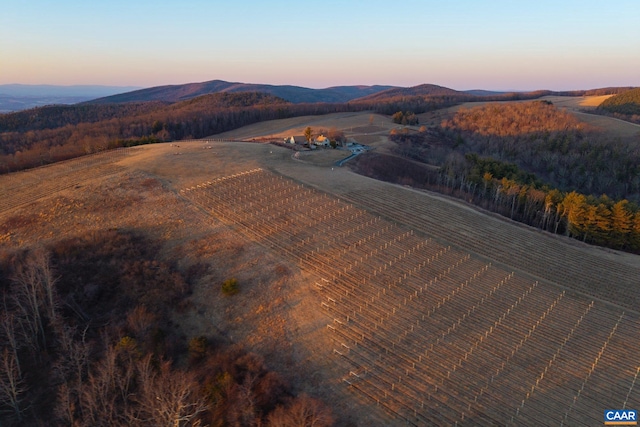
[351,152,640,252]
[365,95,468,115]
[0,92,295,134]
[0,230,332,426]
[441,153,640,250]
[3,88,634,175]
[479,87,635,100]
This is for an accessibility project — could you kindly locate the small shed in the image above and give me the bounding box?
[285,136,306,145]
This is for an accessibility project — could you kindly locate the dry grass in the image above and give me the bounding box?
[216,112,396,141]
[578,94,614,107]
[293,149,351,167]
[570,110,640,137]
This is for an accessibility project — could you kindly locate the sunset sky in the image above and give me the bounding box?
[1,0,638,91]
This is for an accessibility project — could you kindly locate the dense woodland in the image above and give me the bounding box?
[440,102,640,200]
[596,87,640,124]
[354,101,640,252]
[0,230,333,426]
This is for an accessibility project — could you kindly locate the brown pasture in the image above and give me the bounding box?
[215,112,394,140]
[2,128,639,425]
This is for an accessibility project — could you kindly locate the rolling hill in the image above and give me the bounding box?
[599,87,640,115]
[353,83,466,102]
[86,79,395,104]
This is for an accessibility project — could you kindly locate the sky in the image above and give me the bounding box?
[1,0,639,91]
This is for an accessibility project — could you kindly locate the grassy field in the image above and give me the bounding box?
[215,112,393,140]
[2,113,639,425]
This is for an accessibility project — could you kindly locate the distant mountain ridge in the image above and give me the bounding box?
[86,80,396,104]
[3,80,635,114]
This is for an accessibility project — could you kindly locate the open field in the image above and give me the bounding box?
[215,112,394,142]
[569,110,640,138]
[544,94,614,109]
[215,111,397,154]
[2,136,639,425]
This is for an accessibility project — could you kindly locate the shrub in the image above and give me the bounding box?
[221,278,239,296]
[188,336,208,364]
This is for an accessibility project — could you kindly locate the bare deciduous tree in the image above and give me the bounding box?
[54,381,76,426]
[0,348,27,422]
[132,355,208,427]
[10,248,59,353]
[79,344,134,426]
[0,310,21,376]
[267,394,333,427]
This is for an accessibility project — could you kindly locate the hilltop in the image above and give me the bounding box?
[354,83,465,101]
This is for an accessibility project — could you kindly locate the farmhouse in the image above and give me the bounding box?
[314,135,331,147]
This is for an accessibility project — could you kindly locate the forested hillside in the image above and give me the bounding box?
[598,87,640,124]
[0,92,460,173]
[0,102,167,133]
[354,101,640,252]
[0,231,332,426]
[439,101,639,199]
